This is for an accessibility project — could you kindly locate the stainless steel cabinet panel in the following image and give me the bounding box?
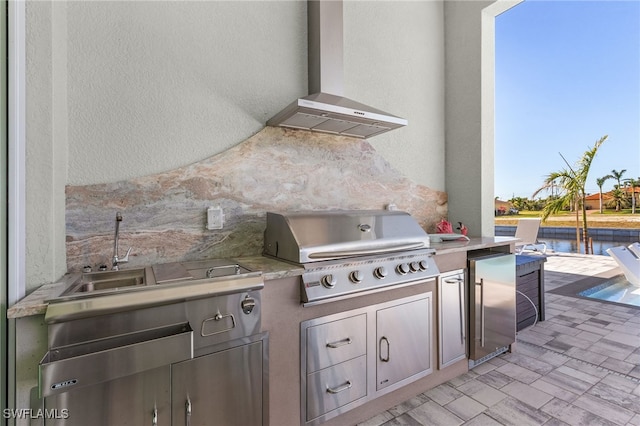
[438,270,467,368]
[44,365,170,425]
[306,313,367,373]
[305,355,367,421]
[468,254,516,361]
[171,340,264,426]
[376,295,431,390]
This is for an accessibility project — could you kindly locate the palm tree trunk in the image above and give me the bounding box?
[599,190,603,214]
[582,205,590,255]
[575,199,580,253]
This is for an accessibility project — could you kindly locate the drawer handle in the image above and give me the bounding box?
[326,380,352,394]
[326,337,352,349]
[444,277,464,284]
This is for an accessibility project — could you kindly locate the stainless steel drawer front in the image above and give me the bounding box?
[306,355,367,421]
[39,323,193,397]
[306,314,367,373]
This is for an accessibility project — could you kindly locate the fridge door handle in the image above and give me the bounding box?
[458,279,465,345]
[476,278,485,347]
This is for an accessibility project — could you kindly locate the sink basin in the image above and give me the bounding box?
[59,268,148,297]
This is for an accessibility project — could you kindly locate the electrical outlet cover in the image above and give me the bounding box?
[207,206,224,230]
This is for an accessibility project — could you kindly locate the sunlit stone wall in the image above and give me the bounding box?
[66,127,448,271]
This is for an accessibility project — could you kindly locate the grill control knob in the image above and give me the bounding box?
[409,262,420,273]
[396,263,410,275]
[241,295,256,314]
[321,274,337,288]
[373,266,388,280]
[349,271,364,284]
[419,260,429,271]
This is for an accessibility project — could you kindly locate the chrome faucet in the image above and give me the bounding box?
[112,212,132,270]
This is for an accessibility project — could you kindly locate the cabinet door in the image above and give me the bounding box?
[44,366,170,426]
[438,270,467,368]
[376,295,431,390]
[172,341,263,426]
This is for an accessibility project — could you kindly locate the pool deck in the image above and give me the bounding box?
[361,252,640,426]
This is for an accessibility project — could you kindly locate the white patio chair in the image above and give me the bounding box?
[514,218,547,255]
[606,244,640,287]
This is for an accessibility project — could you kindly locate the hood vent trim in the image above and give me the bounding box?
[267,0,407,139]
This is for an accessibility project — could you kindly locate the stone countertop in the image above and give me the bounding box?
[7,237,516,319]
[6,255,304,319]
[430,236,517,255]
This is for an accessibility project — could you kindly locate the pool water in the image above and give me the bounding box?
[542,238,622,256]
[579,275,640,308]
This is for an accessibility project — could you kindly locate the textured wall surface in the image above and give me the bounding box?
[66,127,447,271]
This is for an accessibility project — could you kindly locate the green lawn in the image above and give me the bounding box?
[494,209,639,228]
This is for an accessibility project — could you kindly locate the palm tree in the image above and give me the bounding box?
[595,175,611,214]
[624,177,639,214]
[609,169,627,211]
[533,135,608,254]
[607,188,628,211]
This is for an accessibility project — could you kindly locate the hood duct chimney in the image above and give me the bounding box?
[267,0,408,139]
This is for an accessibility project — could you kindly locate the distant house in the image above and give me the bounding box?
[495,199,513,215]
[584,192,613,210]
[584,187,639,210]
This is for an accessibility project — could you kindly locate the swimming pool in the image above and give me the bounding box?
[542,238,619,256]
[578,275,640,308]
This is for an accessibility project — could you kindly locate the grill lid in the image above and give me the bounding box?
[263,210,431,264]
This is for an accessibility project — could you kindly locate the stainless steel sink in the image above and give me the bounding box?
[45,259,263,323]
[59,268,149,297]
[51,259,256,302]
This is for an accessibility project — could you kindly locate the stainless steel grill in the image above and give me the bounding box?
[264,210,440,304]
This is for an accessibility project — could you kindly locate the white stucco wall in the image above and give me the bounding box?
[65,1,307,186]
[344,1,445,191]
[444,0,519,237]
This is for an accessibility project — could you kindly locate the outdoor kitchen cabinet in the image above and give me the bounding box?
[437,269,467,369]
[300,292,433,425]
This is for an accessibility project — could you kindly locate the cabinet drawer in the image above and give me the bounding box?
[306,355,367,422]
[306,314,366,373]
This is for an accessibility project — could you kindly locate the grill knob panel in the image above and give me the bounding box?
[373,266,388,280]
[321,274,337,289]
[419,260,429,271]
[409,262,420,273]
[349,271,364,284]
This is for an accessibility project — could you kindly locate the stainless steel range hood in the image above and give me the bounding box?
[267,0,407,139]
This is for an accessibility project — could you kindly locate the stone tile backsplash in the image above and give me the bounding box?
[66,127,447,271]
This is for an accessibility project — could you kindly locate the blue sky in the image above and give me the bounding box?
[495,0,640,200]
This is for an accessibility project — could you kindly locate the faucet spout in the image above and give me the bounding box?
[112,212,132,270]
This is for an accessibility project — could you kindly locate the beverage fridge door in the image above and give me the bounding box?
[468,254,516,361]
